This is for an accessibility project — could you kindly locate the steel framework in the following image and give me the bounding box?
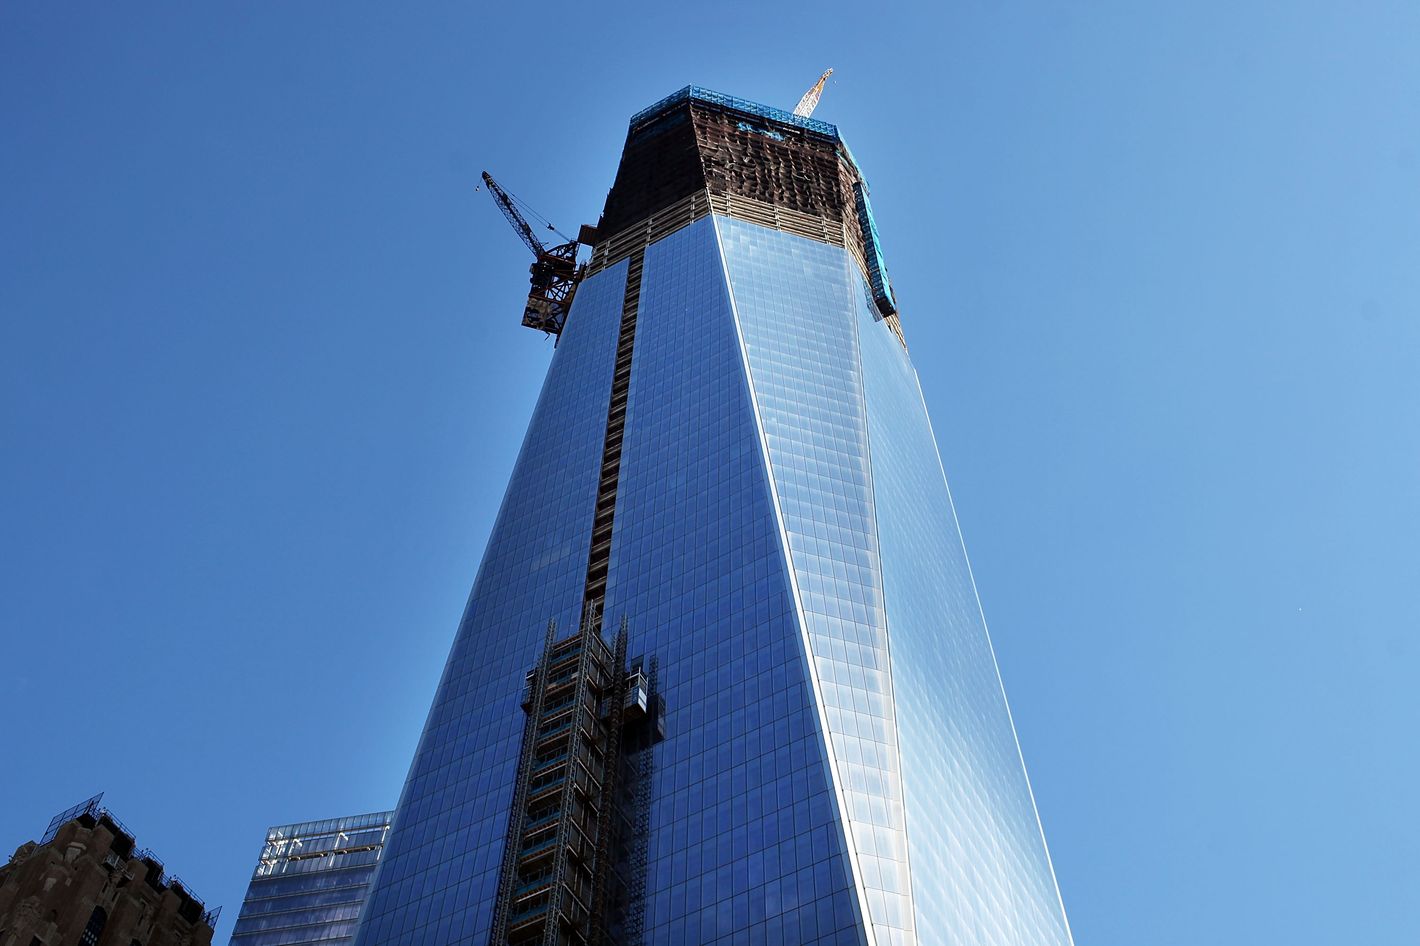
[488,618,662,946]
[481,171,585,337]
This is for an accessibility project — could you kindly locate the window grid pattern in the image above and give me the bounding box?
[229,812,393,946]
[602,216,866,946]
[351,259,630,946]
[716,216,915,946]
[350,206,1071,946]
[854,287,1074,946]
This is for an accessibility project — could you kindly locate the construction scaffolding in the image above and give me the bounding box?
[591,87,906,347]
[488,619,663,946]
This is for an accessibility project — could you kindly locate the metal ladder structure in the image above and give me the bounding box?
[619,656,660,946]
[489,617,661,946]
[582,249,644,631]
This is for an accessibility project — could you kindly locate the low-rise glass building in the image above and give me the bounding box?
[229,811,392,946]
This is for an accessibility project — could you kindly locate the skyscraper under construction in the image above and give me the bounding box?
[352,84,1073,946]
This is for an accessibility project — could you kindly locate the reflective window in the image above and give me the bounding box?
[351,259,629,946]
[351,213,1072,946]
[602,217,865,945]
[718,216,914,946]
[856,276,1073,945]
[230,812,394,946]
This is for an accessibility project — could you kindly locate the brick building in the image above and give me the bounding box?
[0,795,218,946]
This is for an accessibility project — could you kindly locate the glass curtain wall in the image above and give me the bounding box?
[230,811,393,946]
[349,205,1072,946]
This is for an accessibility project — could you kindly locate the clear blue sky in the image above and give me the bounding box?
[3,3,1416,943]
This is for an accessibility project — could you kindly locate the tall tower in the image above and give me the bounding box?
[353,87,1073,946]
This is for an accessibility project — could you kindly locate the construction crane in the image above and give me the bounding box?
[481,170,585,337]
[793,68,833,117]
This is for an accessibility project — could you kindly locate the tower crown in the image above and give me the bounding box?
[593,85,900,327]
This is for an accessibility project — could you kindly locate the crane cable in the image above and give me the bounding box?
[508,189,574,244]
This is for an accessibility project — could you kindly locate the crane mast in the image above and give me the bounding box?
[480,171,585,337]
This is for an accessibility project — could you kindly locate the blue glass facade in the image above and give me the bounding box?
[600,218,864,944]
[718,217,913,945]
[230,811,393,946]
[354,91,1070,946]
[353,259,628,946]
[719,217,1074,945]
[854,268,1072,945]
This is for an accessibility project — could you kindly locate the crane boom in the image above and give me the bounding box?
[793,68,833,118]
[482,171,545,258]
[479,169,586,337]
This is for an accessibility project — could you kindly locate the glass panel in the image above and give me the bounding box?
[349,209,1071,946]
[349,259,630,946]
[231,812,394,946]
[856,280,1073,945]
[602,216,864,945]
[717,215,914,946]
